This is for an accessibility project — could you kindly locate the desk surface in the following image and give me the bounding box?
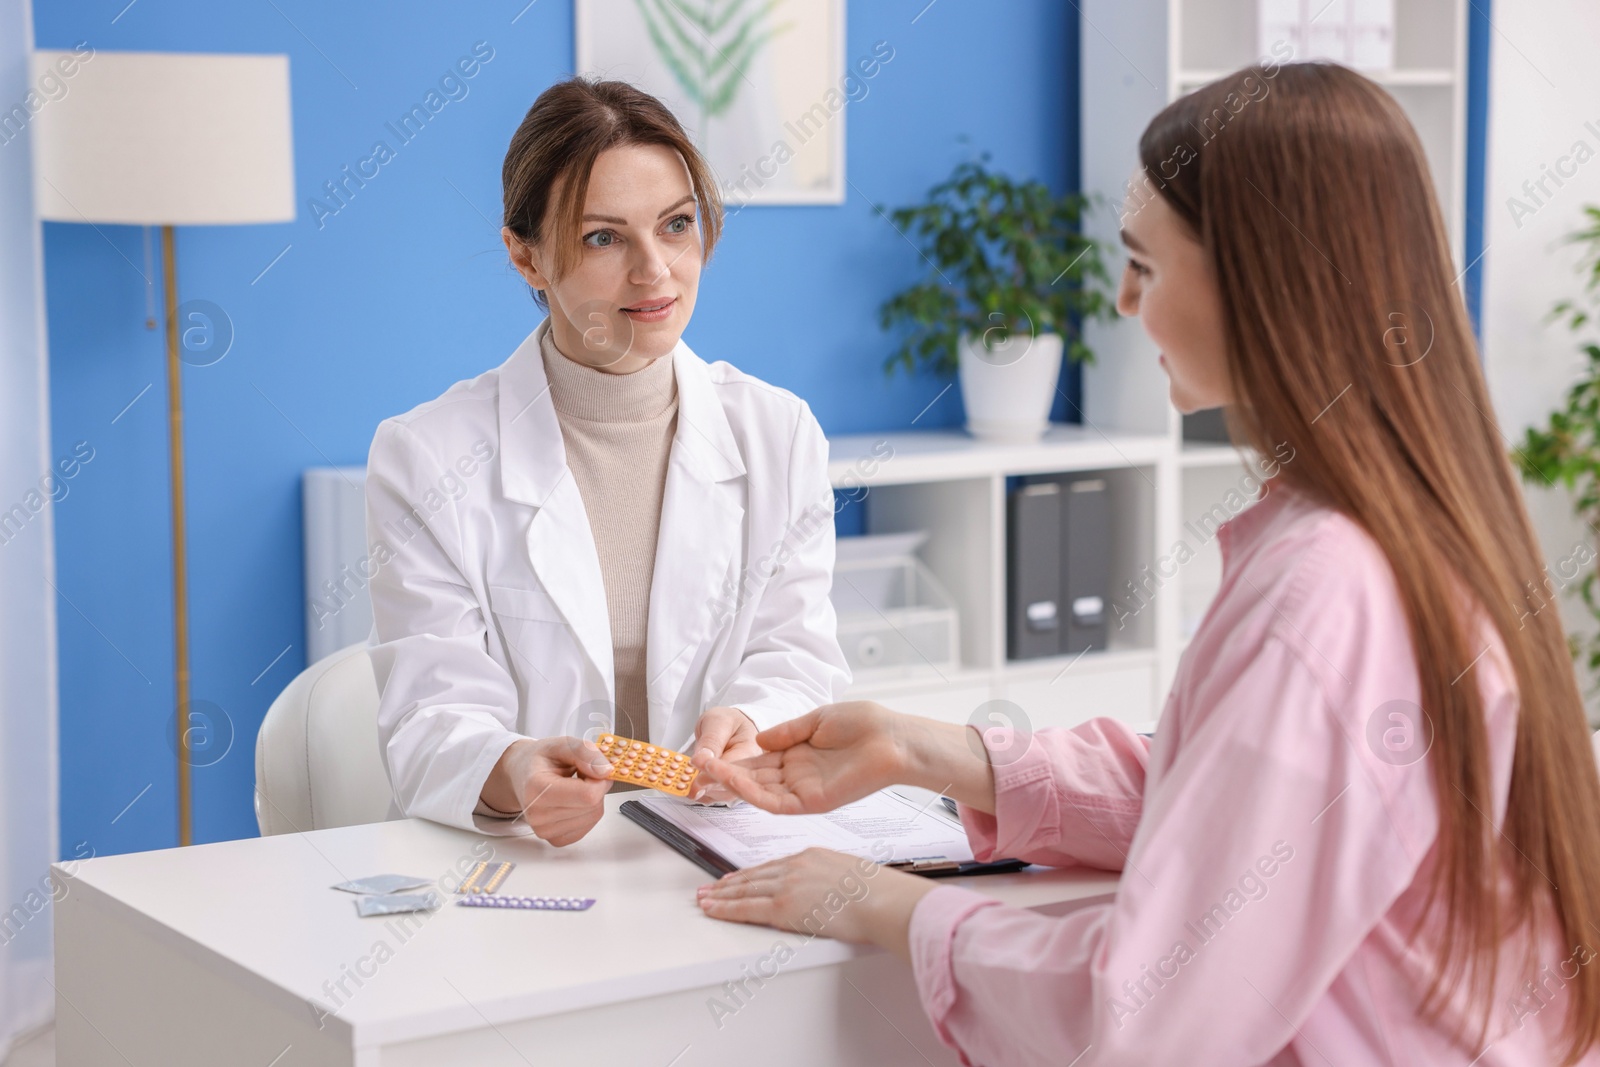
[56,794,1118,1049]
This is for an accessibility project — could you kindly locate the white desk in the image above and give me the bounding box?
[54,793,1119,1066]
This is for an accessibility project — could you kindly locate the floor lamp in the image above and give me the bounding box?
[31,50,295,846]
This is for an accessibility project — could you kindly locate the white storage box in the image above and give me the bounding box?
[831,532,960,681]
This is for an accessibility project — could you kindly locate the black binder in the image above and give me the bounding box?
[1061,476,1110,654]
[619,800,1030,879]
[1007,474,1111,659]
[1007,481,1063,659]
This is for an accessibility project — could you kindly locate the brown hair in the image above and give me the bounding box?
[1139,61,1600,1061]
[501,77,724,307]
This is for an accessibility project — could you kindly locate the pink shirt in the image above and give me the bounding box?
[909,477,1596,1066]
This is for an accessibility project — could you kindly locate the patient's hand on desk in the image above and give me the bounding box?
[691,701,904,815]
[687,705,764,802]
[697,846,936,958]
[481,737,613,846]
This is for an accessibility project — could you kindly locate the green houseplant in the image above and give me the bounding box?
[1513,205,1600,686]
[877,154,1118,441]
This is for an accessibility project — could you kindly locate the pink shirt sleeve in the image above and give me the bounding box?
[907,633,1433,1066]
[955,716,1151,871]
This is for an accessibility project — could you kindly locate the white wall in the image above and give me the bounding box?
[0,0,60,1053]
[1481,0,1600,720]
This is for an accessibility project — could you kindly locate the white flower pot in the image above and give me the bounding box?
[957,331,1064,443]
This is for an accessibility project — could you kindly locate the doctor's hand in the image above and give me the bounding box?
[484,737,614,846]
[687,706,764,802]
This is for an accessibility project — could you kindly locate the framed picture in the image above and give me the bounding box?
[575,0,847,207]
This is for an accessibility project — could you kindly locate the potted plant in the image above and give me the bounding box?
[877,154,1118,442]
[1513,205,1600,687]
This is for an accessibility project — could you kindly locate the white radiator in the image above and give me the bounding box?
[302,466,373,663]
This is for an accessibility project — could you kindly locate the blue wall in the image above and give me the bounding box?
[36,0,1081,855]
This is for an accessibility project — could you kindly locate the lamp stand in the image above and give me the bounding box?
[161,224,193,847]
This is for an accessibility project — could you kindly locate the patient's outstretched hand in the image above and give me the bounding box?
[691,701,904,815]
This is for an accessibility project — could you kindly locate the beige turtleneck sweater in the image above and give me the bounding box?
[477,326,678,816]
[540,325,678,742]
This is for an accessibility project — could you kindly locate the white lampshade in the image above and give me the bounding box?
[30,50,295,226]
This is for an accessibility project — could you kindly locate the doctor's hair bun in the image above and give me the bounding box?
[501,77,724,308]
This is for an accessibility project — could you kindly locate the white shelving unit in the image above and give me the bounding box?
[1168,0,1469,266]
[830,0,1468,735]
[827,427,1169,735]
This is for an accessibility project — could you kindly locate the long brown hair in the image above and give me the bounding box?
[501,77,724,307]
[1139,61,1600,1061]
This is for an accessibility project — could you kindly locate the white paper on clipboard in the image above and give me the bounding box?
[633,784,975,869]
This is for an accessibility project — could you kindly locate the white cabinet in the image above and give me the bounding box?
[827,428,1168,732]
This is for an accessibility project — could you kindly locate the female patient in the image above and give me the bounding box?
[694,62,1600,1065]
[365,77,848,843]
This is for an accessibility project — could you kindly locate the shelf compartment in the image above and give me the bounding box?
[1094,464,1161,653]
[1178,0,1460,76]
[1002,464,1159,663]
[832,546,961,684]
[1176,463,1267,639]
[854,476,999,672]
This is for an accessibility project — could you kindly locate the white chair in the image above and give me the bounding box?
[254,642,394,835]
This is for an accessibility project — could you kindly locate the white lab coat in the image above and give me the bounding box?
[364,318,851,835]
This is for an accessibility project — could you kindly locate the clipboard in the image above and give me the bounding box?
[619,798,1031,879]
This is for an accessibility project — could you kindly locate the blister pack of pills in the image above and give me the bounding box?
[456,895,596,911]
[595,733,699,796]
[457,860,515,895]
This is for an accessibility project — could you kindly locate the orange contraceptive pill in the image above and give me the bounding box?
[594,733,700,797]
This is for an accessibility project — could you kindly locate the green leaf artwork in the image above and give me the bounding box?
[633,0,794,132]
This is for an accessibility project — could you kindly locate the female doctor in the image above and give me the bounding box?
[364,76,850,844]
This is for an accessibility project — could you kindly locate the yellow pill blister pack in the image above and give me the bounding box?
[595,733,699,796]
[458,860,515,895]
